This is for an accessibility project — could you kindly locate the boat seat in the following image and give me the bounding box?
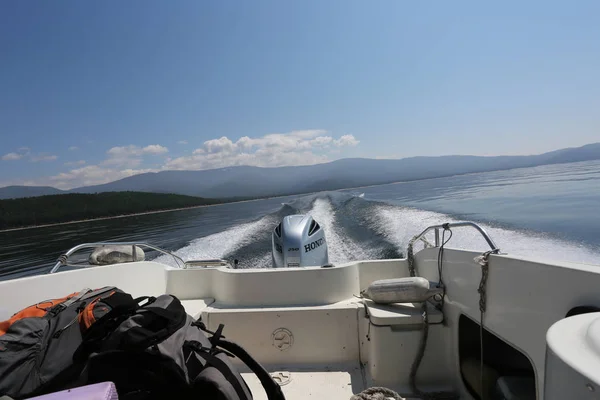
[363,299,443,326]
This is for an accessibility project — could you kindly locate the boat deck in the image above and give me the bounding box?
[4,240,586,400]
[241,367,424,400]
[183,298,448,399]
[243,367,363,400]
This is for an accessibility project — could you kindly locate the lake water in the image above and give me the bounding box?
[1,160,599,280]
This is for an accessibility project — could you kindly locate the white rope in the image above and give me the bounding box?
[350,387,403,400]
[405,227,459,400]
[357,225,466,400]
[474,249,495,400]
[407,240,417,277]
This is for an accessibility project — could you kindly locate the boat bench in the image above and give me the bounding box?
[200,299,367,400]
[362,299,451,391]
[200,300,362,367]
[183,297,452,396]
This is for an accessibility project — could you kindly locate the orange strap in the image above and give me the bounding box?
[79,290,115,331]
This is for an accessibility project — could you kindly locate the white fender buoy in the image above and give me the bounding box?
[89,245,145,265]
[361,277,442,304]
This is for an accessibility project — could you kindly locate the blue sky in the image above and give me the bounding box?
[1,1,599,189]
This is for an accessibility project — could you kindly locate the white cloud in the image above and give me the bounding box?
[50,165,156,189]
[64,160,86,166]
[1,148,57,162]
[2,152,22,161]
[310,136,334,146]
[6,132,359,189]
[0,178,43,187]
[288,129,326,139]
[45,144,169,188]
[177,140,188,145]
[106,144,168,157]
[102,156,142,168]
[204,137,235,153]
[142,145,168,154]
[103,144,168,168]
[30,154,58,162]
[164,129,359,171]
[68,146,78,151]
[106,145,137,157]
[333,134,360,147]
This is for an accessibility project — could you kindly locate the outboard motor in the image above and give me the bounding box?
[272,214,329,268]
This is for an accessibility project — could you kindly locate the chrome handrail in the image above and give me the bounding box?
[49,242,228,273]
[412,221,500,252]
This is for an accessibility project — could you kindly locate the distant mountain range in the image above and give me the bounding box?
[0,186,64,199]
[2,142,599,200]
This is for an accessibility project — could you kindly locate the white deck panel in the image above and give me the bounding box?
[242,366,364,400]
[180,298,214,318]
[242,366,425,399]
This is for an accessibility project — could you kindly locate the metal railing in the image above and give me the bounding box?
[49,242,229,274]
[49,222,498,274]
[411,221,500,252]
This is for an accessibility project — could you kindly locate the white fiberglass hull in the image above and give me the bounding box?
[1,247,599,399]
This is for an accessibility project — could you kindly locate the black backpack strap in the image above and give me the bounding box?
[101,293,146,315]
[214,338,286,400]
[47,288,92,315]
[185,340,251,400]
[193,322,285,400]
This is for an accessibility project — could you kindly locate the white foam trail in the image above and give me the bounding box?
[156,196,600,269]
[158,197,378,268]
[308,198,375,263]
[155,217,272,267]
[243,252,272,269]
[372,205,600,265]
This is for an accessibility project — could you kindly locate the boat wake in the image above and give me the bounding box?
[159,192,600,268]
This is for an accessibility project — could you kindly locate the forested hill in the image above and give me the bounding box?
[0,192,225,230]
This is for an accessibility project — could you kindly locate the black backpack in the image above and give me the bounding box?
[77,293,285,400]
[0,288,285,400]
